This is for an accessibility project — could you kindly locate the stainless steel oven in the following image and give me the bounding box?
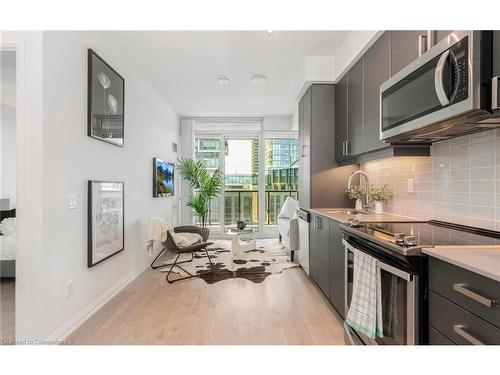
[343,239,418,345]
[380,30,498,143]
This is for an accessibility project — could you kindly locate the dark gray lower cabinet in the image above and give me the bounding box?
[309,214,345,318]
[428,257,500,345]
[309,215,319,283]
[329,220,345,318]
[310,214,330,296]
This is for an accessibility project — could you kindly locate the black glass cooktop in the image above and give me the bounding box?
[356,220,500,248]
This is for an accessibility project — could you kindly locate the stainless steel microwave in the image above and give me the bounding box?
[380,30,500,143]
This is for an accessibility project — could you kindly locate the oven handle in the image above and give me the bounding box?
[342,239,412,281]
[434,49,450,106]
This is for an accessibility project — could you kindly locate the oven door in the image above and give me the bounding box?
[343,239,418,345]
[380,31,471,142]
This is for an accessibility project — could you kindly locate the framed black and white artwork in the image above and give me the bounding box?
[87,49,125,146]
[88,180,124,267]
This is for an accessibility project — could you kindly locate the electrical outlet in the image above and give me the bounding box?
[67,194,78,209]
[67,280,75,297]
[407,179,415,193]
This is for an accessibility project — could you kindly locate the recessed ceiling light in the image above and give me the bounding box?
[251,75,267,84]
[218,77,230,86]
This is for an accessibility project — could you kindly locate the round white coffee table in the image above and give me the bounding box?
[226,228,256,255]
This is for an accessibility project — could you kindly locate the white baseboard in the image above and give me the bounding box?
[46,260,150,342]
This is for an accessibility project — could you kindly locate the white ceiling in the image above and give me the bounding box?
[109,31,349,117]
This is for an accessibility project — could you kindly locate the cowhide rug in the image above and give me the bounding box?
[159,239,299,284]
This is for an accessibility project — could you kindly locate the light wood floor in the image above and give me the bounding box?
[66,267,347,345]
[0,279,15,344]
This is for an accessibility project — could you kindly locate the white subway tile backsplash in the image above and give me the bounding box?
[451,181,470,193]
[450,169,469,180]
[470,153,495,168]
[471,180,495,194]
[449,193,470,205]
[450,155,470,169]
[471,193,494,206]
[361,129,500,230]
[471,167,495,180]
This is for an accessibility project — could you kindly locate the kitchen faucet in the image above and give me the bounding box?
[347,170,371,208]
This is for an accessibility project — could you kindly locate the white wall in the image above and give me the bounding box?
[263,116,294,132]
[38,31,178,340]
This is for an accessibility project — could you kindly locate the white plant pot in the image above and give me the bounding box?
[355,199,363,210]
[374,201,384,214]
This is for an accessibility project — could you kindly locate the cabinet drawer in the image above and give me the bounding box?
[429,291,500,345]
[429,326,454,345]
[429,258,500,328]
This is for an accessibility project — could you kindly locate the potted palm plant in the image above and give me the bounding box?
[177,158,223,240]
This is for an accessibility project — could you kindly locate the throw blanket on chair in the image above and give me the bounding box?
[144,217,173,255]
[144,217,203,255]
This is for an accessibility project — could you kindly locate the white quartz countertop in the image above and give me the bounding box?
[309,208,420,223]
[423,246,500,282]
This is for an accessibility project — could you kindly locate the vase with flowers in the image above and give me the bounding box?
[346,185,365,210]
[368,184,394,214]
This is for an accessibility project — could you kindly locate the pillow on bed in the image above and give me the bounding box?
[0,217,16,236]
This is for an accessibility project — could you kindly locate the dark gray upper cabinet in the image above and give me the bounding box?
[335,75,348,161]
[298,89,311,209]
[363,31,390,153]
[347,59,364,156]
[390,30,426,76]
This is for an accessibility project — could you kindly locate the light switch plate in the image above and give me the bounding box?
[67,194,78,209]
[67,280,75,297]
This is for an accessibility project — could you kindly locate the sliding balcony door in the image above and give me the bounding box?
[194,130,298,238]
[223,137,259,233]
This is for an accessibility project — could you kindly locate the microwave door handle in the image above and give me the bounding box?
[434,50,450,106]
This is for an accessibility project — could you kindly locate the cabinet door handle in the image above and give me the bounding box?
[317,217,321,231]
[453,283,499,308]
[453,325,484,345]
[345,140,351,156]
[342,141,345,156]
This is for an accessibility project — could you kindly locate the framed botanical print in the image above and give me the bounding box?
[88,180,124,267]
[88,49,125,146]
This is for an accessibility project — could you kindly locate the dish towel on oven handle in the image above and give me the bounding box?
[345,248,384,339]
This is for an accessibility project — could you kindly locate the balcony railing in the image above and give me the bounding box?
[204,189,298,227]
